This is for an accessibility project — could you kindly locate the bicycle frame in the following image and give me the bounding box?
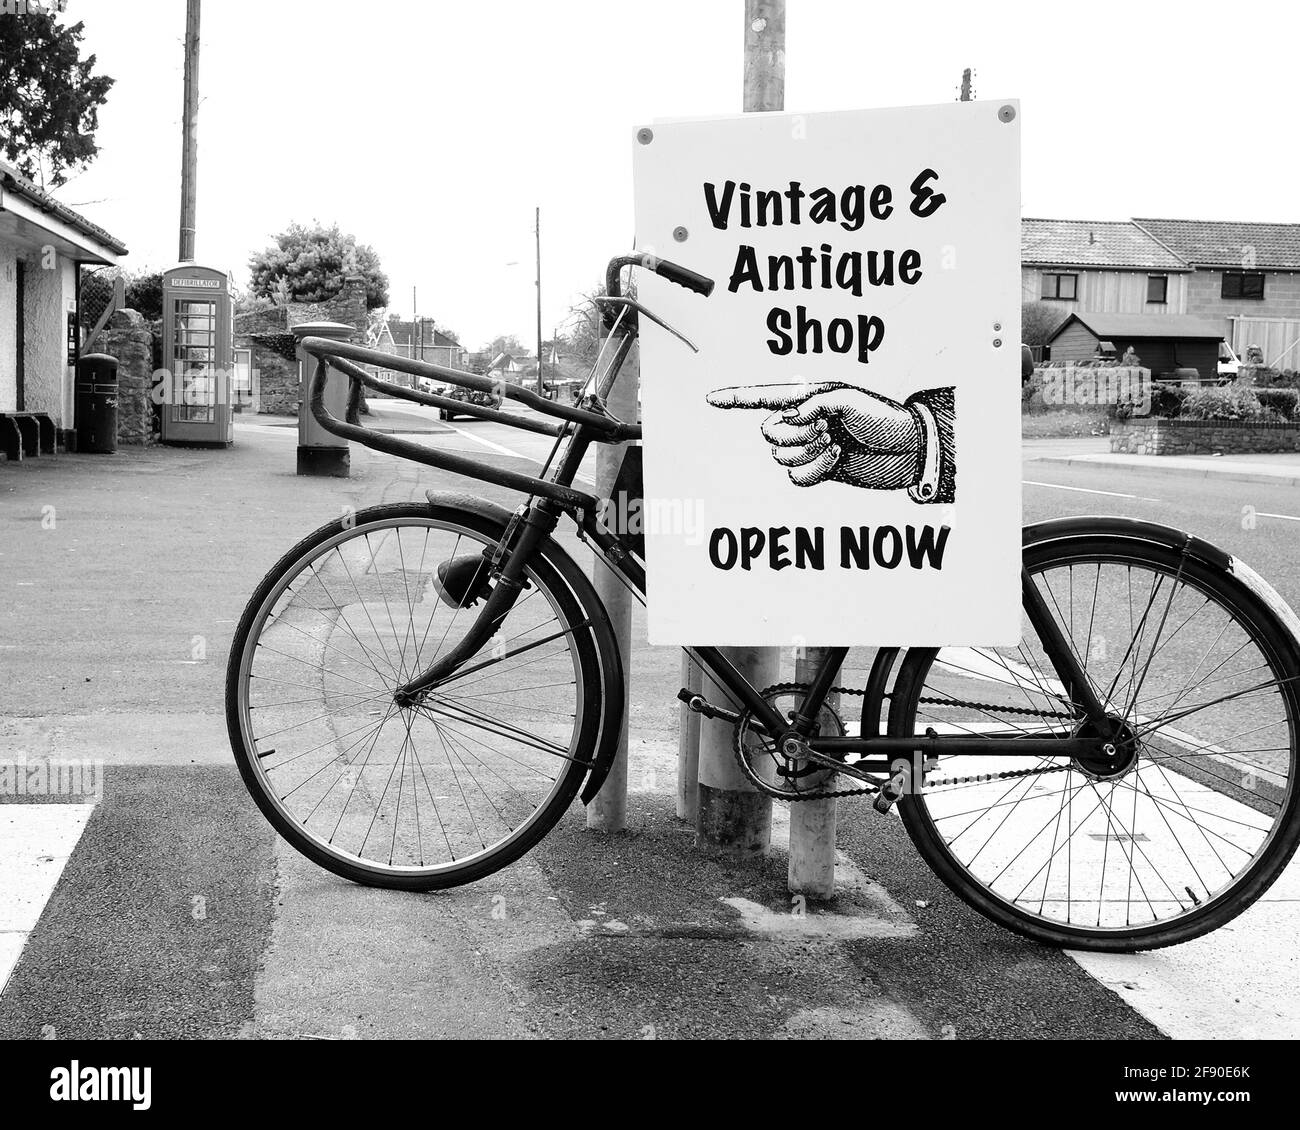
[298,320,1112,775]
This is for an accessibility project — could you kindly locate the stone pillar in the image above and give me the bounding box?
[102,308,158,446]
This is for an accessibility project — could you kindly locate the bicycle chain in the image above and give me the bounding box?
[733,684,1078,802]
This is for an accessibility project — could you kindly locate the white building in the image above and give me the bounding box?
[0,159,128,444]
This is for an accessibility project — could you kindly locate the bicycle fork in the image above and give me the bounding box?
[392,500,563,706]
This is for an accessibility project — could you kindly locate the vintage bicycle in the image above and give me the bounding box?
[226,252,1300,952]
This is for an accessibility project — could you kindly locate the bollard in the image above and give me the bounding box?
[696,646,781,853]
[292,321,354,477]
[789,646,840,898]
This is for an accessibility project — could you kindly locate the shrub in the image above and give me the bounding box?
[1181,386,1271,421]
[1254,388,1300,420]
[1022,372,1048,414]
[1249,366,1300,390]
[1147,383,1188,418]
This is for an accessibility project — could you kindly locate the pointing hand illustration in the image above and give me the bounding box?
[706,381,926,490]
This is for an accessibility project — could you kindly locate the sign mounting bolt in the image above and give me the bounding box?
[673,226,689,242]
[993,338,1003,348]
[998,105,1016,123]
[637,128,654,145]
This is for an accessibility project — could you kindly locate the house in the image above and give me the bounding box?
[1022,218,1191,316]
[1023,216,1300,370]
[1046,312,1228,379]
[1133,219,1300,368]
[486,352,535,385]
[0,158,128,456]
[377,318,467,371]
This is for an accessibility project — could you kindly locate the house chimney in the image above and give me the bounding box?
[1089,230,1096,245]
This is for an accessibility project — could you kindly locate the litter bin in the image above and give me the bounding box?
[75,353,119,454]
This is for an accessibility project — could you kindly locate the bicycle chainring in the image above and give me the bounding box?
[732,683,882,801]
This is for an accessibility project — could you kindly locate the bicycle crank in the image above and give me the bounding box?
[732,683,885,801]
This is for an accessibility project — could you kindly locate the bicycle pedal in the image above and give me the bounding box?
[872,765,912,814]
[675,688,741,725]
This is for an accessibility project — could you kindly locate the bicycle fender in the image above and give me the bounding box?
[425,491,627,805]
[1023,515,1232,570]
[1025,514,1300,657]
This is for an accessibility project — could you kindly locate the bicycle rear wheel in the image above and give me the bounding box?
[226,502,606,890]
[887,529,1300,950]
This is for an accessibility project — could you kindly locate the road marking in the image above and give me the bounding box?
[1257,512,1300,522]
[1023,479,1160,503]
[0,804,94,994]
[442,422,532,459]
[922,643,1300,1038]
[1068,858,1300,1039]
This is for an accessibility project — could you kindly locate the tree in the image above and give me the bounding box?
[483,334,527,359]
[561,277,625,366]
[124,270,163,322]
[1022,301,1066,348]
[247,222,389,309]
[0,12,114,188]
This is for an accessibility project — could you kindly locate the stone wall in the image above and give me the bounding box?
[250,334,300,416]
[1110,418,1300,455]
[232,275,367,416]
[100,308,158,446]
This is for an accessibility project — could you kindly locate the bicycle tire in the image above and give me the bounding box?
[226,501,615,891]
[887,529,1300,951]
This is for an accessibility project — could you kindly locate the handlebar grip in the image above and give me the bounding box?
[649,257,715,297]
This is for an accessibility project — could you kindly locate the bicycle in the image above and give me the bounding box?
[226,251,1300,952]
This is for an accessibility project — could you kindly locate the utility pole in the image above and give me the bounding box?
[691,0,786,855]
[535,206,544,394]
[177,0,201,262]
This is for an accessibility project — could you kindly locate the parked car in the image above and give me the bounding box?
[437,385,501,421]
[1217,341,1243,381]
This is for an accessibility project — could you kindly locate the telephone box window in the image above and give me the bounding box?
[172,298,217,423]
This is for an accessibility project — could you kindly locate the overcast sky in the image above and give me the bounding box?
[50,0,1300,350]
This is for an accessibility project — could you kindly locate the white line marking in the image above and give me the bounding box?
[1258,512,1300,522]
[1023,479,1160,503]
[0,805,94,994]
[440,422,527,459]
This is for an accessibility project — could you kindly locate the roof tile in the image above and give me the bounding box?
[1022,218,1186,270]
[1133,218,1300,270]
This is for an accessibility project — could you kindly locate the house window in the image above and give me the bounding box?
[1042,272,1077,300]
[1222,271,1265,300]
[1146,274,1168,304]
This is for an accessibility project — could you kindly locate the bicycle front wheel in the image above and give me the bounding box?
[888,530,1300,951]
[226,502,606,890]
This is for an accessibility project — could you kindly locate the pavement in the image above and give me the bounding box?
[1026,435,1300,486]
[0,412,1298,1040]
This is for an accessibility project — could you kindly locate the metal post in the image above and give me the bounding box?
[789,646,839,898]
[676,651,702,823]
[177,0,201,262]
[586,344,638,832]
[693,0,786,854]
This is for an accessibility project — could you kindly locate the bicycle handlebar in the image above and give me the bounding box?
[605,252,715,299]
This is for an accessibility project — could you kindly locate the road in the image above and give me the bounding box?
[1,410,1298,1039]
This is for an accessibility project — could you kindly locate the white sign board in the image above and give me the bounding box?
[632,102,1022,647]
